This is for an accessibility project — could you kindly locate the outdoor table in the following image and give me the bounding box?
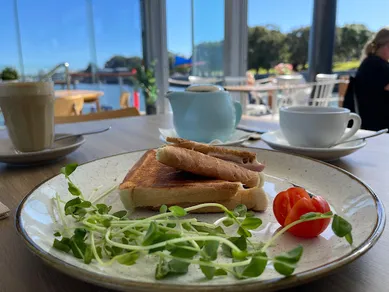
[55,90,104,111]
[0,114,388,292]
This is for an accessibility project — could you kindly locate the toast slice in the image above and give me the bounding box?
[119,149,268,213]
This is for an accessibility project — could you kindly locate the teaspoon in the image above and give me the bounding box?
[55,126,111,142]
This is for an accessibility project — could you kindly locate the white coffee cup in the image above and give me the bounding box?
[279,106,362,148]
[0,81,55,152]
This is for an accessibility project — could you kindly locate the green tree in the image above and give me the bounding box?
[104,56,142,70]
[193,41,223,75]
[248,25,287,72]
[336,24,373,61]
[1,67,19,81]
[285,26,310,69]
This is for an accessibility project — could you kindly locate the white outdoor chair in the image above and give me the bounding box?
[312,74,339,106]
[274,74,310,111]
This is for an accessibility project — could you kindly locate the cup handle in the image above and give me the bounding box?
[234,101,242,127]
[336,113,362,144]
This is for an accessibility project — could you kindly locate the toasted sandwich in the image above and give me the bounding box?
[119,140,268,213]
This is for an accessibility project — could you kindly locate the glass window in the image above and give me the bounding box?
[247,0,313,74]
[0,0,22,76]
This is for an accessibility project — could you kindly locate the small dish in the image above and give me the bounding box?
[260,130,366,161]
[159,128,252,146]
[0,134,85,165]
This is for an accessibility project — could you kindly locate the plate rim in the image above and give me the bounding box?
[261,130,367,152]
[15,147,386,292]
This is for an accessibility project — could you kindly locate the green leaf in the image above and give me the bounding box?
[155,257,170,280]
[102,218,111,227]
[117,251,139,266]
[167,242,198,258]
[96,246,102,258]
[332,215,352,237]
[192,225,225,235]
[64,197,81,215]
[323,211,334,216]
[70,238,86,259]
[142,221,160,246]
[202,241,219,261]
[182,222,192,231]
[241,217,262,230]
[273,245,303,276]
[53,238,71,253]
[222,218,234,227]
[345,233,353,245]
[168,206,187,217]
[159,205,167,213]
[61,163,78,177]
[84,245,93,264]
[73,228,87,240]
[112,210,127,219]
[215,269,228,276]
[300,212,320,219]
[237,226,252,238]
[168,259,190,274]
[68,181,82,196]
[166,223,176,228]
[53,231,61,237]
[96,204,110,215]
[234,204,247,217]
[200,259,215,280]
[222,236,247,258]
[242,252,268,278]
[78,201,91,208]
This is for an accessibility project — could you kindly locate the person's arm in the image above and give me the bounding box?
[378,62,389,91]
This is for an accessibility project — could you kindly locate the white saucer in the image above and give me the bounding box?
[159,128,253,146]
[0,134,85,165]
[260,130,367,161]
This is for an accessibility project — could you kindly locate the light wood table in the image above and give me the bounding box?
[55,90,104,112]
[0,114,388,292]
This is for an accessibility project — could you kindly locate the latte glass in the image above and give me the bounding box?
[0,81,55,152]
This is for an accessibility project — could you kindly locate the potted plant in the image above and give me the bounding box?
[274,63,293,75]
[1,67,19,81]
[130,62,158,115]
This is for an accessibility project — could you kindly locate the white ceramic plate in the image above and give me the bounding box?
[260,130,367,161]
[159,128,252,146]
[16,148,385,292]
[0,134,85,165]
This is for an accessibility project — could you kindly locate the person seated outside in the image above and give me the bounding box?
[349,27,389,131]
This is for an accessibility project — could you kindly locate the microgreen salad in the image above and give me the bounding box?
[52,163,353,281]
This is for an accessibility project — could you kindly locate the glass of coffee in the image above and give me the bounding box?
[0,81,55,152]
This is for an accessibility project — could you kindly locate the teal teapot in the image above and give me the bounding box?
[166,84,242,143]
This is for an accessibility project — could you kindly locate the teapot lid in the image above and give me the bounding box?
[186,84,225,92]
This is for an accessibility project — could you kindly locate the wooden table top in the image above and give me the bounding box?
[55,89,104,102]
[0,114,388,292]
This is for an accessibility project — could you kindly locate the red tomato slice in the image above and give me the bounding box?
[273,187,331,238]
[273,187,310,226]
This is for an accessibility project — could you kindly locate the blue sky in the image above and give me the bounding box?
[1,0,389,74]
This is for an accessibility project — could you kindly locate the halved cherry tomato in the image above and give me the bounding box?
[273,187,331,238]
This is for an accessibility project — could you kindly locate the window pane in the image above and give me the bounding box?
[0,0,22,76]
[248,0,313,74]
[192,0,224,77]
